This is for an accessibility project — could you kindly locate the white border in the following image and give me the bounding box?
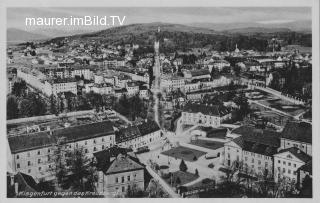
[0,1,319,203]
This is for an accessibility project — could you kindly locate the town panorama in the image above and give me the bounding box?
[6,9,312,198]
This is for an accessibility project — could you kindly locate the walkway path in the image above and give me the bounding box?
[145,166,180,198]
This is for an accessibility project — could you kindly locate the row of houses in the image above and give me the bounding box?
[7,120,162,182]
[224,121,312,186]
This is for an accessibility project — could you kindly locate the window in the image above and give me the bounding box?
[28,161,31,166]
[288,169,291,174]
[85,149,88,153]
[251,158,254,163]
[278,160,280,164]
[258,160,261,165]
[102,145,105,150]
[39,167,42,171]
[38,150,41,155]
[127,176,130,181]
[17,163,20,169]
[283,168,285,173]
[38,159,41,164]
[122,186,125,192]
[283,161,286,165]
[245,157,248,161]
[93,147,97,152]
[85,141,87,145]
[102,138,104,142]
[93,139,96,144]
[121,176,125,183]
[16,155,19,159]
[293,171,297,175]
[115,177,118,183]
[294,164,296,168]
[288,162,291,166]
[48,149,50,153]
[28,169,31,173]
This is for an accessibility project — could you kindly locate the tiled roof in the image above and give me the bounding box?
[8,121,114,154]
[105,154,144,175]
[277,147,311,163]
[281,121,312,144]
[183,103,231,117]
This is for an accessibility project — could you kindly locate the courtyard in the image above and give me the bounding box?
[161,146,206,162]
[189,139,224,150]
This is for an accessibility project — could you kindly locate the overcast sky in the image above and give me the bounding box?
[7,7,311,30]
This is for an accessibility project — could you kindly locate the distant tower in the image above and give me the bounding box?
[235,44,239,53]
[153,27,161,89]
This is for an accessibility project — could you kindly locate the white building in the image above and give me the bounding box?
[274,147,311,183]
[280,121,312,156]
[224,126,280,177]
[182,103,232,127]
[7,121,116,181]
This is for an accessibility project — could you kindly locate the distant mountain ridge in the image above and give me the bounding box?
[7,28,48,43]
[188,20,311,33]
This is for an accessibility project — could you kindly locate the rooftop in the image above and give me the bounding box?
[8,121,114,154]
[281,121,312,144]
[105,154,144,175]
[277,147,311,163]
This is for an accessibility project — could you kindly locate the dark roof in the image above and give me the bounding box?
[281,121,312,144]
[137,120,160,136]
[8,121,114,154]
[197,127,228,138]
[299,161,312,174]
[105,154,144,175]
[116,125,141,143]
[8,132,55,154]
[277,147,311,163]
[115,121,160,143]
[53,121,114,143]
[230,125,280,156]
[93,146,129,171]
[183,103,231,117]
[190,69,210,77]
[14,172,38,193]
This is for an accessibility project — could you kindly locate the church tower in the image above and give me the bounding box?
[153,27,161,89]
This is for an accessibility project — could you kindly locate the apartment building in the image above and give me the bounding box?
[7,121,115,181]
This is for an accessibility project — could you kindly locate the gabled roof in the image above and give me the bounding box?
[281,121,312,144]
[276,147,311,163]
[105,154,144,175]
